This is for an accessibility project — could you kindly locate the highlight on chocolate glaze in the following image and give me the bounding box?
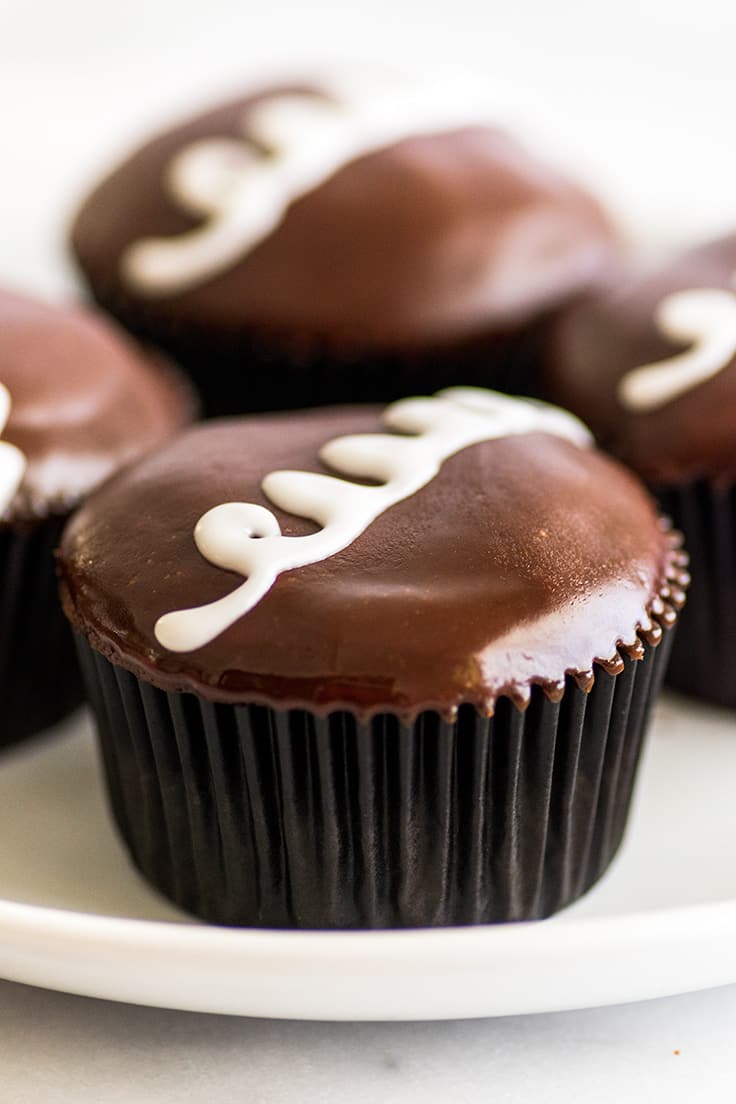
[154,387,592,652]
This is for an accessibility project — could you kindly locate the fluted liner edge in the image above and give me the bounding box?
[77,629,673,929]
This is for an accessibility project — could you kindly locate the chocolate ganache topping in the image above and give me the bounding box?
[545,233,736,485]
[0,288,193,522]
[70,79,618,351]
[59,391,686,718]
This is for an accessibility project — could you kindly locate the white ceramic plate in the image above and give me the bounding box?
[0,693,733,1021]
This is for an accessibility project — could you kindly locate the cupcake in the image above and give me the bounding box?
[69,76,619,416]
[544,232,736,707]
[0,287,194,747]
[58,387,685,928]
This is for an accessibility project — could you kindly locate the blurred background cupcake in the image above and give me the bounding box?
[58,388,685,928]
[68,73,620,416]
[544,233,736,707]
[0,287,194,747]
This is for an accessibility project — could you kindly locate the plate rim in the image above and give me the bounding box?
[2,892,736,1020]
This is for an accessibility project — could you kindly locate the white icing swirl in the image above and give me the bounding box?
[618,283,736,412]
[0,384,26,515]
[122,79,497,297]
[155,388,592,654]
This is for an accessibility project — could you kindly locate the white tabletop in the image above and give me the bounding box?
[3,0,736,1098]
[0,978,732,1102]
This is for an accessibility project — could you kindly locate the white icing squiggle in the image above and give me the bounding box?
[122,79,496,296]
[0,384,26,514]
[155,388,592,653]
[618,282,736,412]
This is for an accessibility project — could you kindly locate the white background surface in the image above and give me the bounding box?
[3,0,736,1098]
[1,978,734,1104]
[5,0,736,299]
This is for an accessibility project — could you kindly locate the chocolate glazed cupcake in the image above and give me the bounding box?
[58,389,685,929]
[0,288,193,747]
[544,233,736,708]
[69,77,619,415]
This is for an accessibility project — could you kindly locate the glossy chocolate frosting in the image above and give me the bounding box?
[58,405,685,718]
[546,234,736,485]
[70,83,618,351]
[0,288,193,522]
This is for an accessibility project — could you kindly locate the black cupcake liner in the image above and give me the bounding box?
[657,479,736,707]
[86,295,544,416]
[0,517,83,748]
[76,628,673,930]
